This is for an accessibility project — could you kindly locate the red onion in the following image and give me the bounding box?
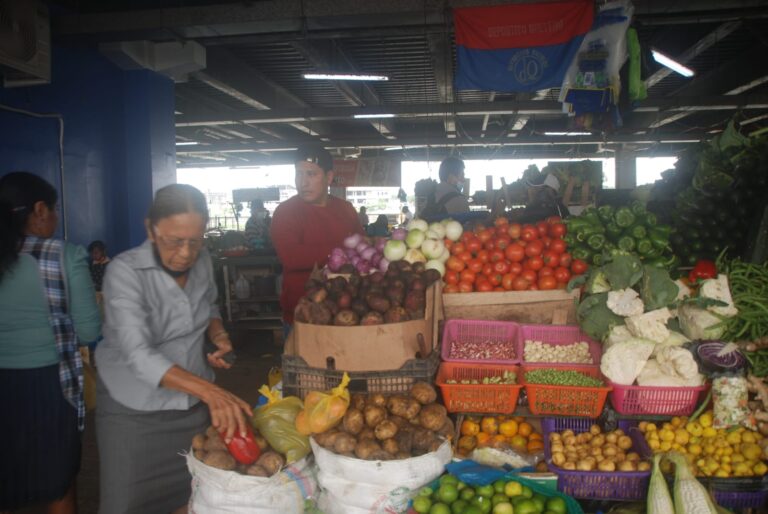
[391,228,407,241]
[343,233,363,249]
[356,260,372,274]
[350,256,361,266]
[695,341,747,371]
[360,246,377,262]
[327,253,347,272]
[371,253,382,267]
[378,257,390,272]
[355,241,370,254]
[344,248,357,259]
[330,247,345,258]
[375,238,387,252]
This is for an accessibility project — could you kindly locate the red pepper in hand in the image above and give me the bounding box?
[223,426,261,465]
[689,260,717,283]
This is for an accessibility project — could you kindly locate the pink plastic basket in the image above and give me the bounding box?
[441,319,519,365]
[609,381,709,416]
[518,324,602,364]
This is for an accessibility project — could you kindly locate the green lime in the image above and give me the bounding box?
[471,495,493,514]
[491,493,509,506]
[492,480,507,494]
[546,497,566,514]
[515,499,538,514]
[475,485,495,498]
[457,481,467,491]
[492,503,514,514]
[419,487,434,497]
[413,496,432,514]
[462,507,483,514]
[437,484,459,504]
[531,495,546,512]
[520,486,533,499]
[429,502,451,514]
[504,481,523,498]
[460,488,476,501]
[451,499,468,514]
[440,474,460,487]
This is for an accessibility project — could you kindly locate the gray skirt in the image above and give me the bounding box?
[96,379,209,514]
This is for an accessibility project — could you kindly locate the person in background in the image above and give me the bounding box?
[270,144,364,326]
[510,173,570,223]
[400,205,413,226]
[244,199,271,248]
[0,172,101,514]
[435,156,470,214]
[367,214,390,237]
[87,240,110,292]
[95,184,252,514]
[358,206,369,227]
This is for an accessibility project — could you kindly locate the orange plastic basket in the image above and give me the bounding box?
[521,364,611,418]
[436,362,522,414]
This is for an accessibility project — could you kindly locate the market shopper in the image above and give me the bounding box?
[270,144,364,325]
[434,156,470,215]
[358,205,369,227]
[0,172,101,514]
[367,214,390,237]
[95,184,252,514]
[509,173,570,223]
[87,240,110,292]
[243,199,271,248]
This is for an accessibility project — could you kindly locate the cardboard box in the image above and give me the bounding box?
[442,289,580,325]
[291,282,442,371]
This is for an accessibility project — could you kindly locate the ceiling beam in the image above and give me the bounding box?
[480,92,496,137]
[426,32,456,137]
[290,40,395,138]
[644,21,742,90]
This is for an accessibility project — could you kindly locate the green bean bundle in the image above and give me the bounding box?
[716,256,768,341]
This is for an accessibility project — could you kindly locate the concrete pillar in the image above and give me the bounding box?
[614,144,637,189]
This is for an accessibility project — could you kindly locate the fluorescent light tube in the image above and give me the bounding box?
[652,50,695,77]
[543,131,592,136]
[353,113,395,119]
[303,73,389,81]
[175,141,199,146]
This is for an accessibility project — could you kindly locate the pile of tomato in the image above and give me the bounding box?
[443,216,589,293]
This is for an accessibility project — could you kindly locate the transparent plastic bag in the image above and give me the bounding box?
[469,446,543,471]
[296,373,351,436]
[252,386,311,463]
[713,374,757,430]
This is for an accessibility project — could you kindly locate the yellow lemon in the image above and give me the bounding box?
[671,416,684,428]
[638,421,648,433]
[675,429,690,445]
[741,443,762,461]
[726,432,742,445]
[715,469,730,478]
[699,411,713,428]
[646,423,658,432]
[660,429,675,442]
[753,462,768,475]
[660,440,673,452]
[662,422,674,432]
[687,443,703,456]
[649,439,661,450]
[742,431,757,444]
[702,427,717,438]
[731,454,745,464]
[685,422,703,437]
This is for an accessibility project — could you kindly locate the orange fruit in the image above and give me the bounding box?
[458,435,477,452]
[513,416,525,423]
[460,420,480,437]
[510,434,527,451]
[499,420,519,437]
[518,422,534,437]
[476,432,492,447]
[527,440,544,453]
[528,432,543,442]
[492,434,508,445]
[481,416,499,435]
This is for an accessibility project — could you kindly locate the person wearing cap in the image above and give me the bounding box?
[270,145,364,325]
[510,173,570,223]
[434,156,470,214]
[244,199,271,248]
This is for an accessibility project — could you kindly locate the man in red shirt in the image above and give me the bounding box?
[270,145,364,324]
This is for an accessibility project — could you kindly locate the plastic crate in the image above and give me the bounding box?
[609,381,709,416]
[542,418,650,501]
[714,489,768,509]
[281,351,439,400]
[441,319,520,365]
[521,364,611,418]
[518,324,601,364]
[435,362,522,414]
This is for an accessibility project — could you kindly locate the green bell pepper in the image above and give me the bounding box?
[617,236,636,252]
[615,206,636,228]
[592,254,604,266]
[597,205,615,223]
[636,238,654,255]
[587,233,606,251]
[630,201,646,217]
[571,246,592,262]
[643,212,658,227]
[631,225,647,240]
[605,222,623,240]
[648,226,672,250]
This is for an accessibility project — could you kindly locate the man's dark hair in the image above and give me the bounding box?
[88,240,106,253]
[439,157,465,182]
[295,144,333,173]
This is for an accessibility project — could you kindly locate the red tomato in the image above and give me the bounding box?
[467,259,483,274]
[559,251,572,268]
[507,223,522,240]
[495,225,509,238]
[494,286,505,292]
[501,273,515,290]
[571,259,589,275]
[476,249,490,264]
[482,263,494,276]
[451,242,466,256]
[489,273,502,286]
[493,260,510,274]
[538,276,557,290]
[536,221,549,238]
[495,235,511,250]
[541,236,552,248]
[538,267,554,278]
[443,283,459,293]
[444,269,459,285]
[461,231,476,243]
[521,225,538,241]
[512,277,530,291]
[466,239,482,254]
[458,251,473,263]
[476,280,493,292]
[446,256,465,272]
[460,269,476,284]
[554,266,571,283]
[494,217,509,227]
[521,269,538,283]
[458,281,474,293]
[525,256,544,271]
[548,222,567,238]
[509,262,523,275]
[477,228,493,244]
[444,238,453,250]
[524,240,544,258]
[546,216,562,225]
[484,240,496,252]
[490,249,505,263]
[504,243,525,262]
[542,250,560,268]
[549,238,567,254]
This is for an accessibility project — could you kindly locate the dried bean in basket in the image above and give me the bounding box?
[449,340,515,360]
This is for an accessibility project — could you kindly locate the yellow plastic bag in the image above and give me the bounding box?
[251,386,310,463]
[295,373,351,436]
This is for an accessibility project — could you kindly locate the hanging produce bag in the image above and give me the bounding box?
[252,386,310,463]
[295,373,351,435]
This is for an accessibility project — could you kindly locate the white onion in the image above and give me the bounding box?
[344,233,363,249]
[384,240,407,261]
[425,259,445,276]
[444,220,463,241]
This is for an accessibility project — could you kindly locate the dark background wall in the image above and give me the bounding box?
[0,44,176,255]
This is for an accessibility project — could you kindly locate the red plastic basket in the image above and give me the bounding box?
[521,364,611,418]
[435,362,522,414]
[609,381,709,416]
[518,324,602,364]
[542,418,650,501]
[441,319,520,365]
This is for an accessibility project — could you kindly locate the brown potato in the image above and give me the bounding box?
[418,404,448,431]
[193,449,207,461]
[427,439,443,453]
[368,450,393,461]
[387,395,411,418]
[369,393,387,407]
[245,464,269,477]
[364,405,387,428]
[351,393,366,411]
[394,451,411,460]
[205,426,220,439]
[354,439,382,460]
[315,429,341,449]
[256,451,285,476]
[253,432,269,450]
[412,428,437,451]
[388,415,410,429]
[381,438,399,455]
[375,420,399,440]
[617,436,633,450]
[192,433,207,450]
[333,433,358,454]
[409,382,437,405]
[403,398,422,420]
[342,408,365,435]
[436,419,455,440]
[394,430,414,454]
[203,450,236,470]
[203,434,227,452]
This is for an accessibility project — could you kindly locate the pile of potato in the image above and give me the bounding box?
[192,426,287,477]
[314,382,454,460]
[549,425,650,473]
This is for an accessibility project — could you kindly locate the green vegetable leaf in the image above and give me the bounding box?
[603,254,643,290]
[577,292,625,341]
[640,265,679,311]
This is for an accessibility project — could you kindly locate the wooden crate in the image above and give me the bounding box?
[442,289,579,325]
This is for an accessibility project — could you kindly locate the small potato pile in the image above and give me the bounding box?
[549,424,650,473]
[314,382,453,460]
[192,426,287,477]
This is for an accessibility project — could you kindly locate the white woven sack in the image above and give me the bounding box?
[186,452,317,514]
[311,438,452,514]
